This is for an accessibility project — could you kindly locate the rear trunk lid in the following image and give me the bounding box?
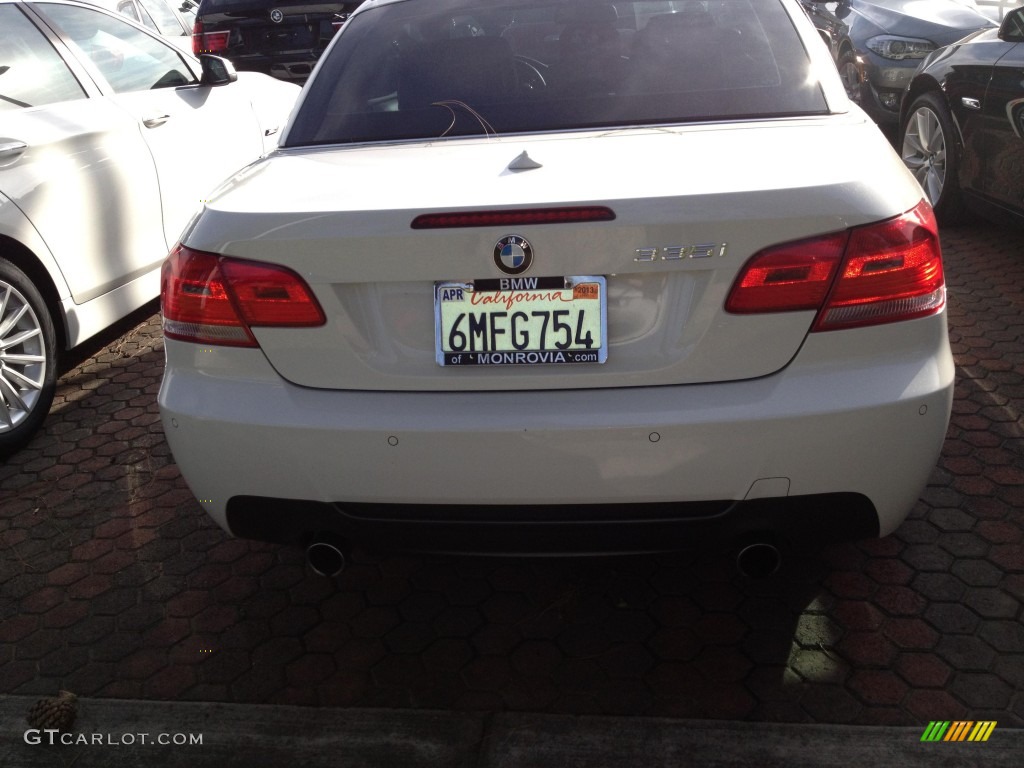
[185,115,924,391]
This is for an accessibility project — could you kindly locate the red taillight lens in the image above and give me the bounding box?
[161,245,325,347]
[726,201,945,332]
[724,232,847,314]
[193,22,230,55]
[814,201,944,331]
[411,206,616,229]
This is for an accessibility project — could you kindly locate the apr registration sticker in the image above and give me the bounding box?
[435,276,607,366]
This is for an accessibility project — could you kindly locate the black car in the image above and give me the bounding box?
[899,5,1024,225]
[193,0,363,82]
[806,0,995,126]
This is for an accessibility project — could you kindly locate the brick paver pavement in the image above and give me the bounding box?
[1,221,1022,726]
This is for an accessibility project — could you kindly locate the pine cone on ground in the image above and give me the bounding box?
[26,690,78,731]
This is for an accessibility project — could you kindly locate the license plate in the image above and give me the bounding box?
[435,276,607,366]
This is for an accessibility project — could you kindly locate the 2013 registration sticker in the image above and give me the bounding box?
[435,276,608,366]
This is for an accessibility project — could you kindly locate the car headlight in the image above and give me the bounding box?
[865,35,936,60]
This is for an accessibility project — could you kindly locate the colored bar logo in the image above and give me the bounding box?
[921,721,996,742]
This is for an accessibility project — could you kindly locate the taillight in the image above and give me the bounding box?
[726,201,944,332]
[724,232,847,314]
[161,245,325,347]
[193,21,230,55]
[814,201,945,331]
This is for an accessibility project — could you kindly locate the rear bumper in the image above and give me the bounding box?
[222,493,880,555]
[230,53,320,83]
[158,314,954,553]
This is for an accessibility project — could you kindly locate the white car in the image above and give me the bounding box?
[0,0,298,456]
[158,0,954,576]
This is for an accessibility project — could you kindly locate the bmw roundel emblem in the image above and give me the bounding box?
[270,8,284,22]
[493,235,533,275]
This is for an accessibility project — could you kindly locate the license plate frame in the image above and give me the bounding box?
[434,275,608,366]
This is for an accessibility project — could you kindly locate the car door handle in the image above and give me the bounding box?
[142,114,171,128]
[0,140,27,158]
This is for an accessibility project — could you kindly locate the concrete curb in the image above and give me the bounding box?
[3,696,1021,767]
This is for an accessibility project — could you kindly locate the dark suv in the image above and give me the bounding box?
[193,0,364,83]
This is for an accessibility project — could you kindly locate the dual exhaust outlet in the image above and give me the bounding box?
[305,535,782,579]
[734,540,782,579]
[305,534,348,577]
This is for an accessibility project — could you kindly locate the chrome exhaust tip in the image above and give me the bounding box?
[735,541,782,579]
[305,535,348,577]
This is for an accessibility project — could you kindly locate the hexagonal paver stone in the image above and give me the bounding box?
[895,653,952,688]
[935,635,997,671]
[848,669,909,707]
[924,603,981,635]
[951,559,1004,587]
[912,572,966,602]
[881,618,939,650]
[799,684,863,723]
[963,588,1021,619]
[460,656,512,691]
[837,631,898,668]
[948,672,1014,709]
[976,621,1024,654]
[900,545,956,572]
[789,649,849,685]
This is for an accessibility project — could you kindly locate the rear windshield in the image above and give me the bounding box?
[285,0,827,147]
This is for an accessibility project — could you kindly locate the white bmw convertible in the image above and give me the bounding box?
[158,0,954,574]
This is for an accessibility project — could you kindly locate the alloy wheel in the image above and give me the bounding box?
[901,106,947,207]
[0,280,48,433]
[838,55,861,103]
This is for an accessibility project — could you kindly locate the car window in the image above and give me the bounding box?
[286,0,829,146]
[137,0,187,35]
[115,0,147,25]
[1002,7,1024,40]
[38,2,196,92]
[0,5,86,110]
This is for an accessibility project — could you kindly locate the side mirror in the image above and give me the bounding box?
[199,54,238,86]
[831,0,852,20]
[998,7,1024,41]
